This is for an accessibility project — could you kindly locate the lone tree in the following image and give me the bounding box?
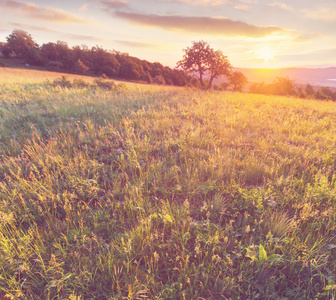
[229,70,248,92]
[177,40,232,89]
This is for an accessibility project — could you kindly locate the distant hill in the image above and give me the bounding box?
[238,67,336,89]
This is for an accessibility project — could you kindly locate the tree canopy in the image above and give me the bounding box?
[177,40,232,89]
[2,30,191,87]
[6,30,40,64]
[229,71,248,92]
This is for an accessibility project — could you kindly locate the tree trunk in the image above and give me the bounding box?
[199,72,204,87]
[208,76,214,89]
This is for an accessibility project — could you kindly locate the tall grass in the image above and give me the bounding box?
[1,78,336,299]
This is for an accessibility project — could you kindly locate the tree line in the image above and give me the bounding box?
[0,30,191,86]
[249,77,336,101]
[0,31,250,90]
[3,30,333,100]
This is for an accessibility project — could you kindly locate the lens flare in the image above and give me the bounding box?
[255,46,275,62]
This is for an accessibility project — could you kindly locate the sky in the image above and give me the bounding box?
[0,0,335,69]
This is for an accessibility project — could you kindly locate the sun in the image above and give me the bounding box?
[255,46,275,62]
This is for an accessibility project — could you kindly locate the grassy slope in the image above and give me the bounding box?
[1,71,336,299]
[0,65,93,85]
[0,57,123,85]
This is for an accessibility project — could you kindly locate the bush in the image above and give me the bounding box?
[52,76,72,88]
[73,78,90,88]
[271,77,297,96]
[47,76,126,91]
[92,78,116,90]
[116,82,127,91]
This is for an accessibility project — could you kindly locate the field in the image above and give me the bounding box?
[1,69,336,299]
[0,59,95,85]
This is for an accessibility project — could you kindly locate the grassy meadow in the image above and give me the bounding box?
[0,65,96,85]
[1,70,336,299]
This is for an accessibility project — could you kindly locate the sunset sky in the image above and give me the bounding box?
[0,0,335,68]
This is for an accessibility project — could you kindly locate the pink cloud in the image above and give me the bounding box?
[0,0,89,23]
[114,11,283,38]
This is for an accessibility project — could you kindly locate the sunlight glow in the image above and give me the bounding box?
[255,46,275,62]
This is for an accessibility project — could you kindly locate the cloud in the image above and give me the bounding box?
[99,0,128,9]
[303,7,336,21]
[235,4,249,11]
[6,23,107,43]
[0,22,5,31]
[277,48,336,62]
[114,11,283,38]
[165,0,257,7]
[65,33,108,42]
[9,22,57,32]
[115,40,160,48]
[268,2,293,11]
[293,32,322,42]
[166,0,232,6]
[0,0,89,23]
[79,4,89,11]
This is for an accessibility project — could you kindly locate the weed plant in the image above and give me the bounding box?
[1,79,336,299]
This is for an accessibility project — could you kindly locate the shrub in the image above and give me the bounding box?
[116,82,127,91]
[271,77,297,96]
[52,76,72,88]
[73,78,90,88]
[92,78,116,90]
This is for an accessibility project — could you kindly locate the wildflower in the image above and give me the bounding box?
[245,225,251,233]
[201,201,208,212]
